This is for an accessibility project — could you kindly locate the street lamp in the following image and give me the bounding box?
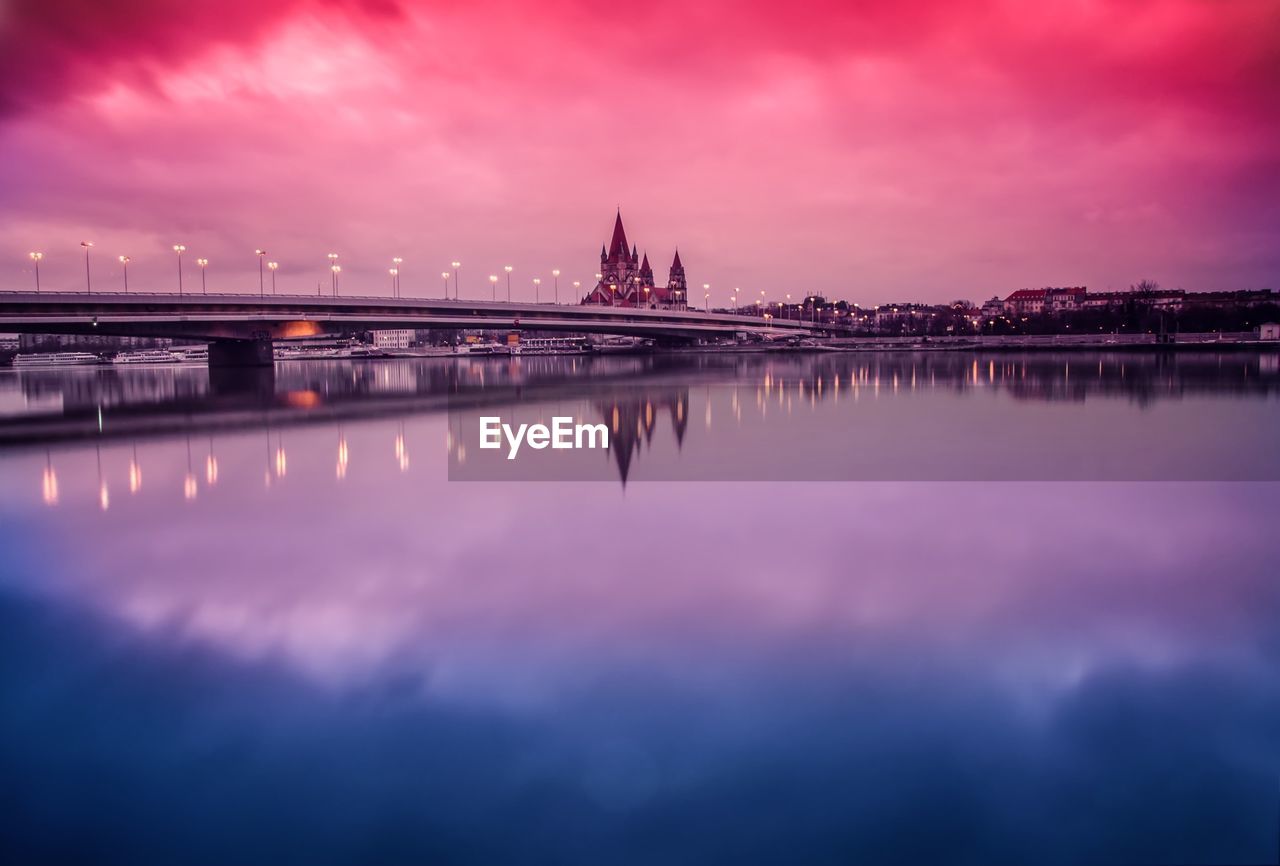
[28,252,42,293]
[489,274,498,301]
[327,253,339,296]
[197,257,208,294]
[451,261,461,299]
[389,267,399,295]
[551,269,560,304]
[643,285,650,307]
[441,271,450,299]
[267,261,278,294]
[118,255,129,293]
[330,263,341,296]
[609,283,617,306]
[81,241,95,294]
[392,257,403,298]
[504,265,512,302]
[172,244,186,295]
[572,280,580,303]
[533,277,541,304]
[254,249,268,296]
[703,283,710,312]
[786,293,792,320]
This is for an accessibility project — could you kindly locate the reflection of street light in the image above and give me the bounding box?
[118,255,130,293]
[172,244,185,295]
[267,261,278,294]
[41,452,58,506]
[29,251,42,293]
[81,241,95,294]
[197,258,209,294]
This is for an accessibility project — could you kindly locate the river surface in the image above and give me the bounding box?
[1,350,1278,864]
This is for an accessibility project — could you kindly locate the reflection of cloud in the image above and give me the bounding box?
[4,425,1277,718]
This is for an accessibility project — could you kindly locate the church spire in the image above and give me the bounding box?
[608,210,629,259]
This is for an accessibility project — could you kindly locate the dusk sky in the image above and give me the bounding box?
[1,0,1276,305]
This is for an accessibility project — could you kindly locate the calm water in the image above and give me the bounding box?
[1,351,1279,864]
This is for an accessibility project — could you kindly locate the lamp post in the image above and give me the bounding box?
[451,261,461,299]
[172,244,186,295]
[197,257,208,294]
[327,253,338,296]
[703,283,710,312]
[81,241,95,294]
[551,269,560,304]
[28,252,42,293]
[786,293,792,320]
[267,261,278,294]
[389,268,399,295]
[441,271,450,299]
[392,257,403,298]
[572,280,580,303]
[533,277,540,304]
[118,255,129,293]
[489,274,498,301]
[504,265,512,302]
[643,285,650,307]
[609,283,617,306]
[330,264,341,296]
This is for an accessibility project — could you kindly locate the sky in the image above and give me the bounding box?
[0,0,1276,305]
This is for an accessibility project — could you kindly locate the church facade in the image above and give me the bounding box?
[580,211,689,309]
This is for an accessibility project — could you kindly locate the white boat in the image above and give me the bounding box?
[13,352,104,367]
[112,349,181,365]
[172,346,209,363]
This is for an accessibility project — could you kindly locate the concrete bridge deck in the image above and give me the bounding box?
[0,291,821,364]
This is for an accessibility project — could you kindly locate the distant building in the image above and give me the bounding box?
[581,210,688,308]
[1260,323,1279,341]
[371,329,412,350]
[1002,287,1086,315]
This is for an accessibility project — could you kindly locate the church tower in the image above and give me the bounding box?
[667,249,688,308]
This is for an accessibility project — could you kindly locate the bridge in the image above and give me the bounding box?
[0,291,823,366]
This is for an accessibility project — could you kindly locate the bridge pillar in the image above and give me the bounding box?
[209,338,274,368]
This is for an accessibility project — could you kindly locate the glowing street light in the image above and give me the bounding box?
[172,244,186,295]
[504,265,513,302]
[330,263,342,296]
[81,241,95,294]
[392,257,403,298]
[28,251,42,293]
[389,267,399,295]
[533,277,541,303]
[197,257,209,294]
[451,261,461,299]
[255,249,267,296]
[551,269,560,304]
[489,274,498,301]
[572,280,580,304]
[441,271,450,299]
[267,260,278,294]
[703,283,710,312]
[118,255,130,293]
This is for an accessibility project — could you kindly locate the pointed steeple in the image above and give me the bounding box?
[640,252,650,271]
[632,244,638,262]
[671,248,682,270]
[608,210,629,259]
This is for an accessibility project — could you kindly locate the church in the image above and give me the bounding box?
[580,211,689,309]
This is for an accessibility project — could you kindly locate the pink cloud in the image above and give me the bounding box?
[0,0,1276,303]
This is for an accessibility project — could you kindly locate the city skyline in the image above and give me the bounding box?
[1,0,1278,305]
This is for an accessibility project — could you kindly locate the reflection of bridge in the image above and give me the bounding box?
[0,291,821,366]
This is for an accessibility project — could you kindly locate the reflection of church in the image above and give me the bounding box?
[596,390,689,484]
[580,211,689,309]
